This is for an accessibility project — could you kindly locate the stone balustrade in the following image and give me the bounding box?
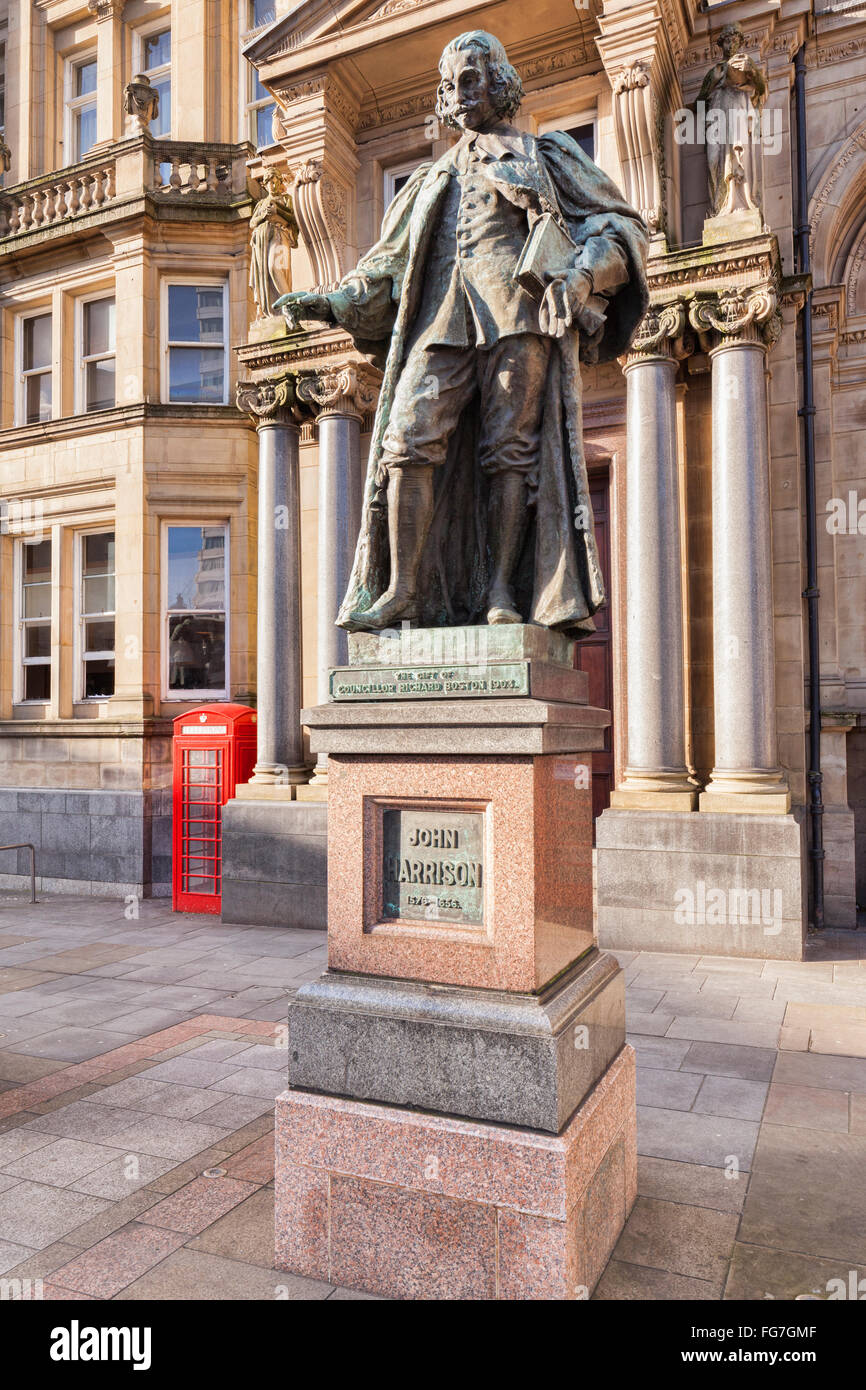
[0,158,117,236]
[0,138,253,242]
[150,142,249,198]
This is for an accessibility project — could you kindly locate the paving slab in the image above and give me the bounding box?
[70,1154,178,1200]
[0,1181,109,1248]
[594,1258,722,1300]
[113,1247,332,1301]
[724,1242,866,1301]
[636,1069,703,1111]
[612,1196,739,1284]
[638,1106,759,1170]
[105,1115,232,1161]
[738,1124,866,1264]
[692,1076,769,1122]
[773,1050,866,1093]
[186,1188,276,1267]
[140,1175,258,1235]
[626,1035,693,1070]
[679,1041,777,1083]
[637,1156,747,1213]
[50,1221,188,1298]
[665,1017,781,1048]
[763,1082,850,1133]
[2,1138,124,1188]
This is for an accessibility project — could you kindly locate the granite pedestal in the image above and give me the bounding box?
[274,626,637,1299]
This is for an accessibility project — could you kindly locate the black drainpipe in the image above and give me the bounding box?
[794,42,824,932]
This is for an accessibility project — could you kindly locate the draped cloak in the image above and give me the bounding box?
[330,130,649,635]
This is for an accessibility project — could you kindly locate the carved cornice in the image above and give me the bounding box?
[236,374,303,426]
[689,285,780,349]
[806,35,866,68]
[296,362,381,419]
[646,245,779,292]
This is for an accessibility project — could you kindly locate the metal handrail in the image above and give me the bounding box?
[0,843,37,903]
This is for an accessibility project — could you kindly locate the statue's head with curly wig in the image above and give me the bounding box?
[435,31,523,131]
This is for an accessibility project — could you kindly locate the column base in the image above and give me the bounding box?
[611,789,698,811]
[700,770,791,815]
[275,1045,636,1301]
[611,769,698,811]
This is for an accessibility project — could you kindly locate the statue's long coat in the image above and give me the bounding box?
[329,131,649,634]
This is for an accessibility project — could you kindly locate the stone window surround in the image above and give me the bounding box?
[536,108,597,159]
[63,49,98,166]
[160,518,231,704]
[75,291,117,415]
[14,532,53,709]
[15,302,55,428]
[11,283,122,430]
[75,526,116,704]
[132,17,172,141]
[160,275,230,407]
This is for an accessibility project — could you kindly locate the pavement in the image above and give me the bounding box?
[0,889,864,1301]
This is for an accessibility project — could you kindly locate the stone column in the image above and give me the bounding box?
[236,375,309,792]
[612,302,696,810]
[690,287,790,812]
[297,362,380,790]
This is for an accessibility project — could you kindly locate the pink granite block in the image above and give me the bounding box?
[277,1086,569,1218]
[576,1133,627,1292]
[274,1047,637,1299]
[274,1159,330,1282]
[139,1175,258,1235]
[329,1173,497,1300]
[497,1208,580,1300]
[326,753,594,992]
[50,1223,188,1299]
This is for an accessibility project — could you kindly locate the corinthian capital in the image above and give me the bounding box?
[295,362,380,419]
[88,0,127,17]
[626,301,688,362]
[689,286,780,348]
[236,374,301,426]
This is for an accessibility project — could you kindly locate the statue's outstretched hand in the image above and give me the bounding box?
[539,269,593,339]
[272,290,336,327]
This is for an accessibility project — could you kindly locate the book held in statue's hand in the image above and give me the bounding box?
[515,212,608,336]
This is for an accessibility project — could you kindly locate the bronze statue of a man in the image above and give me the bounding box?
[278,30,648,634]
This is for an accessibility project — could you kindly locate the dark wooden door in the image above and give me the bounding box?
[574,469,614,825]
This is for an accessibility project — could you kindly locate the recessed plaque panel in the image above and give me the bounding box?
[381,808,485,927]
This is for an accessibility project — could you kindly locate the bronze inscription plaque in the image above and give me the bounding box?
[381,808,485,927]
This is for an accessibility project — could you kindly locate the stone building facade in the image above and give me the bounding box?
[230,0,866,951]
[1,0,865,949]
[0,0,273,895]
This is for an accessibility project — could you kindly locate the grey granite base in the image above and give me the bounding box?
[0,786,171,897]
[220,797,327,930]
[596,807,808,960]
[288,948,625,1132]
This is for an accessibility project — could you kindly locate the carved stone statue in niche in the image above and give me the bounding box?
[277,30,648,634]
[249,169,299,319]
[699,23,767,218]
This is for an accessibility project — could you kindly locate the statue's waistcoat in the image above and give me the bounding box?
[408,131,556,349]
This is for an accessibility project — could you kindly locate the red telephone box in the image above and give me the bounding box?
[172,704,257,914]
